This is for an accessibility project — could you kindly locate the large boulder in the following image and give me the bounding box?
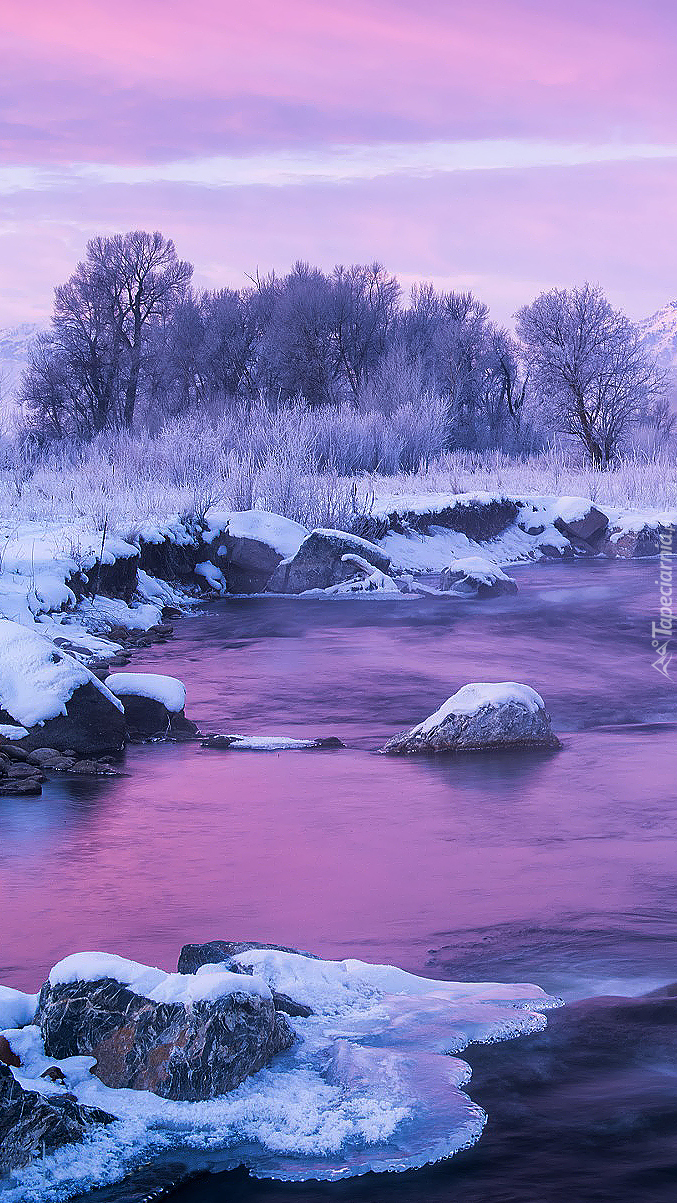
[38,952,295,1102]
[0,1062,115,1176]
[208,511,309,593]
[440,556,518,598]
[553,502,609,550]
[381,682,560,755]
[178,940,317,1018]
[601,521,676,559]
[0,621,125,755]
[267,529,391,594]
[104,672,198,741]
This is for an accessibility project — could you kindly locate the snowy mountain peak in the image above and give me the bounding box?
[637,301,677,369]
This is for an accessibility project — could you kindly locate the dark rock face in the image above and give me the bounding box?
[8,682,126,757]
[267,530,391,594]
[554,505,609,550]
[88,554,139,602]
[0,1062,115,1176]
[381,700,561,755]
[38,977,295,1102]
[216,535,286,595]
[138,533,203,583]
[114,693,198,742]
[355,498,519,544]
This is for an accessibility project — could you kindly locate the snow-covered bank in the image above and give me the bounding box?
[0,946,559,1200]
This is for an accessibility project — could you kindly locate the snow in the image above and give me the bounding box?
[0,984,38,1029]
[104,673,186,714]
[411,683,545,736]
[195,561,228,593]
[443,556,513,584]
[204,509,308,558]
[0,723,29,740]
[214,734,326,750]
[0,948,558,1200]
[0,619,123,729]
[48,952,269,1004]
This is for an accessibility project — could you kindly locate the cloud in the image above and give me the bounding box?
[3,138,677,194]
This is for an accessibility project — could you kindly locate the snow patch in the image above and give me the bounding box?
[104,673,186,714]
[0,984,38,1029]
[48,952,269,1004]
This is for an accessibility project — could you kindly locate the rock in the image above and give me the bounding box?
[27,747,75,770]
[41,1065,67,1084]
[69,759,120,776]
[211,511,309,593]
[177,941,317,1017]
[0,1035,20,1068]
[5,762,45,782]
[267,529,391,594]
[38,973,295,1102]
[200,734,344,751]
[177,940,319,975]
[440,556,518,598]
[380,682,561,755]
[0,1062,115,1176]
[601,522,677,559]
[554,504,609,549]
[104,673,199,742]
[0,776,43,796]
[2,681,126,758]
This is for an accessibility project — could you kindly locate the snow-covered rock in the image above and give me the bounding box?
[202,510,308,593]
[0,619,125,755]
[440,556,518,598]
[268,529,391,594]
[104,672,197,741]
[38,952,295,1101]
[0,985,38,1030]
[0,1062,115,1176]
[201,733,344,751]
[380,682,560,755]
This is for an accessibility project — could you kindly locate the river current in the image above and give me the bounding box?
[1,559,676,1202]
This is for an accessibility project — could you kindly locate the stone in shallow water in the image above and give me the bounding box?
[0,1062,115,1175]
[380,682,561,755]
[267,528,390,594]
[38,975,296,1102]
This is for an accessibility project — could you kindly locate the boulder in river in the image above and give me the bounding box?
[104,673,198,741]
[440,556,518,598]
[201,733,344,751]
[178,940,317,1017]
[0,619,125,756]
[267,529,391,594]
[380,682,560,754]
[208,510,309,593]
[0,1061,115,1176]
[553,502,609,550]
[38,952,295,1102]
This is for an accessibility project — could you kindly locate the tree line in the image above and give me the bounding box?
[21,229,668,466]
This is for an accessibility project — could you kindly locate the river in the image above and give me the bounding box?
[1,559,675,1201]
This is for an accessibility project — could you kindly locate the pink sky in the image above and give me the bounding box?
[1,0,676,325]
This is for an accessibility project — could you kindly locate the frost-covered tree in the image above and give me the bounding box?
[516,284,665,466]
[23,231,192,437]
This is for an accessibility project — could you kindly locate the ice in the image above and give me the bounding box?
[195,561,227,593]
[0,619,123,729]
[410,682,545,736]
[0,949,558,1200]
[444,555,514,585]
[0,723,29,740]
[104,673,187,714]
[0,985,38,1029]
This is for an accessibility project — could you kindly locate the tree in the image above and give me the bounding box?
[23,230,192,438]
[516,284,665,466]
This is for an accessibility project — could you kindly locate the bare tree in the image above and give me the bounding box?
[516,283,665,465]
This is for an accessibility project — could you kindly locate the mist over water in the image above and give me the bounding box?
[1,559,676,1201]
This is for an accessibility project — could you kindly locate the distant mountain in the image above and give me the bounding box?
[0,323,43,409]
[637,301,677,370]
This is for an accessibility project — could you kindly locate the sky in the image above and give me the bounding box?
[1,0,677,327]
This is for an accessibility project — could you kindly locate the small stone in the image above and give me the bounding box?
[41,1065,67,1084]
[0,1035,20,1068]
[69,760,120,775]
